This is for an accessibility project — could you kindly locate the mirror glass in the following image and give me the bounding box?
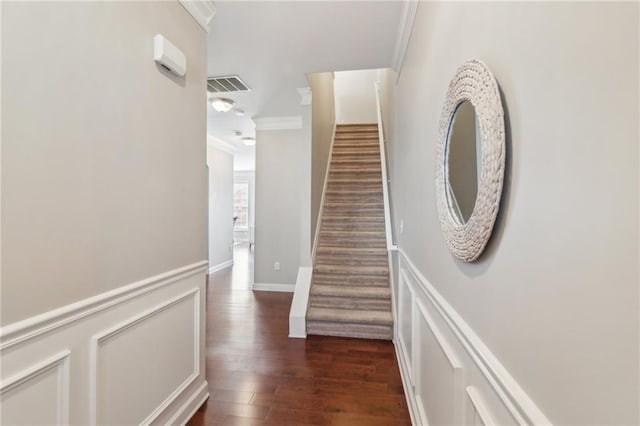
[446,101,481,224]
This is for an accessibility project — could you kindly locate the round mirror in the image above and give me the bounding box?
[435,59,505,262]
[446,101,480,224]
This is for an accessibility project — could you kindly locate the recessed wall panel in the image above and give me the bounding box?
[93,291,198,425]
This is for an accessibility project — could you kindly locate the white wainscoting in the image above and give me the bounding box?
[393,250,551,425]
[0,261,209,425]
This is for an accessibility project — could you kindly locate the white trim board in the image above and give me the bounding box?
[168,381,209,426]
[207,134,237,155]
[252,283,295,292]
[178,0,216,32]
[208,259,233,274]
[0,261,208,350]
[392,0,419,83]
[288,267,313,338]
[254,116,303,131]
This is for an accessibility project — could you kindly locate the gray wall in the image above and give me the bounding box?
[255,128,307,285]
[387,2,638,424]
[334,69,378,124]
[1,1,207,325]
[308,72,335,244]
[207,146,234,269]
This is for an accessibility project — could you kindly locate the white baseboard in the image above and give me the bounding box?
[393,248,551,425]
[394,339,420,425]
[0,262,208,425]
[252,283,295,292]
[208,259,233,274]
[168,381,209,426]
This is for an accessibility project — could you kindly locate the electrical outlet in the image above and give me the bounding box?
[274,262,280,271]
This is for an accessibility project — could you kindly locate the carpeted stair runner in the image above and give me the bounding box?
[306,124,393,340]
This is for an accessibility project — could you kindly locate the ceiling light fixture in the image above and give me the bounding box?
[242,137,256,146]
[210,97,235,112]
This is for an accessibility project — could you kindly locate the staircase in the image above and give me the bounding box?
[306,124,393,340]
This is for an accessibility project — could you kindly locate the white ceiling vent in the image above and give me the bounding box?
[207,75,251,93]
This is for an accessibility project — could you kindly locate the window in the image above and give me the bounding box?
[233,183,249,228]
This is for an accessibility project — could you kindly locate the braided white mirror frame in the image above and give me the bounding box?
[436,59,505,262]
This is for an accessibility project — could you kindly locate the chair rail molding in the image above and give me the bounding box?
[0,261,208,350]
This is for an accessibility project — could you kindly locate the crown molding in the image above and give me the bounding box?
[207,134,236,154]
[254,116,303,131]
[178,0,216,33]
[297,87,312,106]
[392,0,419,81]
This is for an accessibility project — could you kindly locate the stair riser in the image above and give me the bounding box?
[335,132,378,137]
[309,297,391,311]
[324,196,383,205]
[315,257,388,267]
[332,149,380,156]
[322,206,384,215]
[331,155,380,163]
[329,169,381,176]
[310,285,391,299]
[312,277,389,287]
[328,169,382,175]
[314,266,388,276]
[319,234,386,243]
[325,186,382,197]
[316,247,388,256]
[321,217,385,224]
[332,145,380,152]
[318,241,386,249]
[320,224,385,233]
[327,176,382,182]
[306,321,392,340]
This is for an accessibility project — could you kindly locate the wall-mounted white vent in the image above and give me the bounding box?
[207,76,251,93]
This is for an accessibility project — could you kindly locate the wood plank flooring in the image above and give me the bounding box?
[187,244,411,426]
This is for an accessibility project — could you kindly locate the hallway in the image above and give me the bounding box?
[187,244,411,425]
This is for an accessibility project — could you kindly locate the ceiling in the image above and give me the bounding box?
[206,1,404,169]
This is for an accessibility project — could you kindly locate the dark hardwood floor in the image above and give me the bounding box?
[187,244,411,426]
